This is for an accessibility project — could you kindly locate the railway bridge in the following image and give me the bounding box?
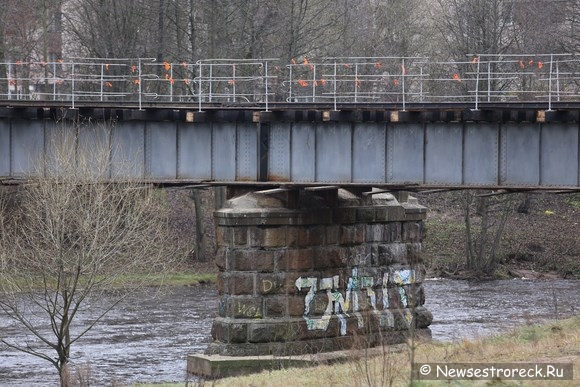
[1,55,580,376]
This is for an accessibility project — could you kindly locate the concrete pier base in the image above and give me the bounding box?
[188,342,417,379]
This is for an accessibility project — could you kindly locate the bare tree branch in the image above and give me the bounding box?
[0,118,179,385]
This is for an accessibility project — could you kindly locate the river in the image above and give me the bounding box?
[0,279,578,386]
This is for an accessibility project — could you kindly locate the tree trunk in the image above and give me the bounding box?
[191,189,208,262]
[463,191,475,270]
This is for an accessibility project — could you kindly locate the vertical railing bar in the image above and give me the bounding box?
[333,61,338,111]
[402,57,406,111]
[474,56,480,110]
[556,60,560,102]
[7,62,12,100]
[288,64,293,102]
[548,54,554,111]
[312,64,316,102]
[198,62,202,112]
[170,64,174,102]
[419,65,424,103]
[71,61,75,109]
[265,61,269,111]
[354,62,358,103]
[138,58,143,110]
[53,61,57,100]
[232,64,236,102]
[100,63,104,102]
[487,61,491,102]
[209,63,213,102]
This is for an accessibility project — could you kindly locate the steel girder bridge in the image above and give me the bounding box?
[1,54,580,192]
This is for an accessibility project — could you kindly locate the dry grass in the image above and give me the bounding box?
[190,315,580,387]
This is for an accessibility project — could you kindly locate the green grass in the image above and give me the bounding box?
[101,271,217,287]
[0,271,217,291]
[564,193,580,211]
[154,271,216,286]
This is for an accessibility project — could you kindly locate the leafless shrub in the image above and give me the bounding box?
[0,119,181,386]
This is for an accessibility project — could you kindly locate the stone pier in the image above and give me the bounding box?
[188,188,432,377]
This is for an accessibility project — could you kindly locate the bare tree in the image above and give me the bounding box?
[422,1,580,120]
[556,0,580,53]
[334,0,427,57]
[462,191,515,276]
[233,0,279,59]
[511,0,564,54]
[274,0,340,63]
[0,0,63,98]
[0,4,7,95]
[0,120,178,386]
[63,0,153,58]
[432,0,518,59]
[166,0,193,60]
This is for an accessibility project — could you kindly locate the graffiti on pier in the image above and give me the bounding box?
[295,268,418,335]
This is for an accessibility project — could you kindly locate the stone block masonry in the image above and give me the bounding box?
[205,188,432,357]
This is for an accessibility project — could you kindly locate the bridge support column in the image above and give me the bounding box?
[190,188,432,376]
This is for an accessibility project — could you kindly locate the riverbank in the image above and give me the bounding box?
[170,190,580,281]
[134,315,580,386]
[419,192,580,280]
[162,188,580,281]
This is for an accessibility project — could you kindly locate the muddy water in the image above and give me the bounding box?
[425,279,579,341]
[1,280,579,386]
[0,287,216,386]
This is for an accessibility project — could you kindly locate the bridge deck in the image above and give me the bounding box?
[1,102,580,191]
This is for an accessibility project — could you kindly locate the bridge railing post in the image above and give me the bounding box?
[231,64,236,103]
[419,65,424,103]
[52,61,57,101]
[207,62,213,102]
[473,55,480,110]
[262,60,279,111]
[354,62,359,103]
[264,61,269,111]
[287,63,293,102]
[487,61,491,102]
[138,58,143,110]
[548,54,554,111]
[311,63,316,102]
[6,62,12,100]
[169,63,174,103]
[333,61,338,111]
[71,61,75,109]
[197,61,203,112]
[99,63,105,102]
[401,57,406,111]
[556,59,560,103]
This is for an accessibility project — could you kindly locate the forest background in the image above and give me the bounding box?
[1,0,579,280]
[1,0,580,70]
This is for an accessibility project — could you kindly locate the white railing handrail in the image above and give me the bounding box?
[1,54,579,111]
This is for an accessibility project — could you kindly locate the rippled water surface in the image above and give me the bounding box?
[1,280,578,386]
[425,279,579,341]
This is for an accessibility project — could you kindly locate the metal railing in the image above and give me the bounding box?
[1,54,579,110]
[285,57,428,111]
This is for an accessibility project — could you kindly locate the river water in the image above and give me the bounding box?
[0,279,578,386]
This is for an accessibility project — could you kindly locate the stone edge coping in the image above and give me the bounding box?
[214,205,427,226]
[186,343,407,378]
